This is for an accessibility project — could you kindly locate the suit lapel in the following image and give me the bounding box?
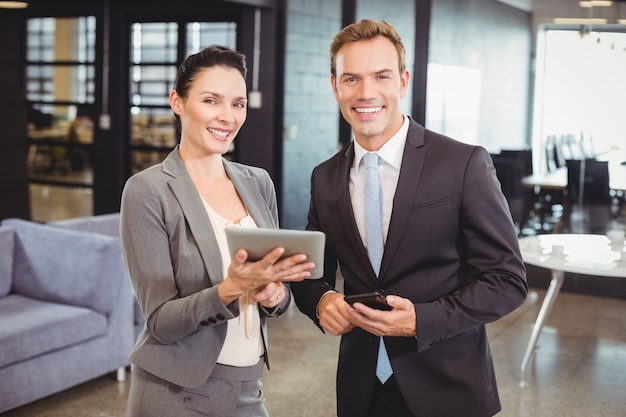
[225,161,275,229]
[162,149,225,286]
[337,144,380,283]
[379,120,427,280]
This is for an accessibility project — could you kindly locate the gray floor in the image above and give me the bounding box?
[3,286,626,417]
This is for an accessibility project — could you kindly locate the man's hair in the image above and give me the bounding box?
[330,19,406,77]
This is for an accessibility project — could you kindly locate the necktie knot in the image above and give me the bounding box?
[363,152,379,169]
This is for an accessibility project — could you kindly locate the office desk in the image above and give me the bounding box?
[517,234,626,387]
[521,162,626,191]
[521,167,567,189]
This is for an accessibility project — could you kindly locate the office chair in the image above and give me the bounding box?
[561,159,611,234]
[565,159,610,205]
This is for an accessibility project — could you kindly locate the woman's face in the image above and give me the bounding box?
[171,66,247,156]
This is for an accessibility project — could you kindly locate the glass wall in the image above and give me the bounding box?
[26,17,97,221]
[129,21,237,174]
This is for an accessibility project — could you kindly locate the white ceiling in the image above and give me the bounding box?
[497,0,626,25]
[533,0,626,25]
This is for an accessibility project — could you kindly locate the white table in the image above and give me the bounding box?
[517,234,626,387]
[521,161,626,191]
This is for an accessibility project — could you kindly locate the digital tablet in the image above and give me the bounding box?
[225,227,326,278]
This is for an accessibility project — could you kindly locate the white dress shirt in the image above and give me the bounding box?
[350,115,409,249]
[202,198,264,367]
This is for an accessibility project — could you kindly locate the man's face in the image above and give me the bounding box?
[331,36,409,151]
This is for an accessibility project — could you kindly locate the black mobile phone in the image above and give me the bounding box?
[344,290,392,311]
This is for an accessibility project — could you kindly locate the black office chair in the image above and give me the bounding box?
[561,159,612,234]
[492,149,533,234]
[565,159,610,205]
[545,135,559,172]
[519,138,565,235]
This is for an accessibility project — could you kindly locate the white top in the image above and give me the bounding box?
[350,115,409,249]
[201,198,264,367]
[518,234,626,278]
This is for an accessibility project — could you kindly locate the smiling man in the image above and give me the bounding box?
[290,19,528,417]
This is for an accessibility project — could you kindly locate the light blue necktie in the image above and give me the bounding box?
[363,152,393,384]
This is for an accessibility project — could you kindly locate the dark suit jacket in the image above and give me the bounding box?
[291,118,528,417]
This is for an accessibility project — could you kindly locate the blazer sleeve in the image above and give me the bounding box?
[289,164,338,329]
[120,171,236,345]
[413,147,528,352]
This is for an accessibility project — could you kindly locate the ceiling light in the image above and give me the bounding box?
[579,1,612,7]
[552,18,608,24]
[0,1,28,8]
[619,19,626,24]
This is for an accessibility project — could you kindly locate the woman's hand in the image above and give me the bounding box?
[218,247,314,305]
[252,281,286,308]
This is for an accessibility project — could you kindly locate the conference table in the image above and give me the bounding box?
[517,233,626,387]
[521,160,626,191]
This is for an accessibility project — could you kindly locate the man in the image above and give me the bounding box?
[290,19,528,417]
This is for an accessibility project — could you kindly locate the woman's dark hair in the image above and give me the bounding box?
[172,45,247,131]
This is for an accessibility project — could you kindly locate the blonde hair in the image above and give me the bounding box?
[330,19,406,77]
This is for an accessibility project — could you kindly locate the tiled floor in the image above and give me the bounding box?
[3,286,626,417]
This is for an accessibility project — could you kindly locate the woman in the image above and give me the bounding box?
[120,45,314,417]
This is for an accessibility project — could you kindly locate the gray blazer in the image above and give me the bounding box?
[120,147,290,388]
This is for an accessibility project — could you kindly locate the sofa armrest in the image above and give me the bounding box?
[2,218,128,315]
[0,227,15,297]
[48,213,121,238]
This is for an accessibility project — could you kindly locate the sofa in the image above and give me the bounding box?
[48,213,145,339]
[0,218,135,413]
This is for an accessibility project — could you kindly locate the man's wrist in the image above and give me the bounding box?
[316,290,338,318]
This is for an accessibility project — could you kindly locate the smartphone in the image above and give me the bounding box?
[344,290,392,311]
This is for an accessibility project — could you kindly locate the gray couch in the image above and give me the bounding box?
[0,218,135,413]
[48,213,145,339]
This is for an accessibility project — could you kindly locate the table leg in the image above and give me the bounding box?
[519,269,564,387]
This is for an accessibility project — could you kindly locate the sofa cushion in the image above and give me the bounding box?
[0,228,15,298]
[0,294,107,368]
[4,218,122,314]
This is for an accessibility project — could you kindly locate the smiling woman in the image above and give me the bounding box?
[120,45,315,417]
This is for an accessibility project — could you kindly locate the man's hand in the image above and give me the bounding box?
[317,292,355,335]
[347,295,416,337]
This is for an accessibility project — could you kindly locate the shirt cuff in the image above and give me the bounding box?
[316,290,338,319]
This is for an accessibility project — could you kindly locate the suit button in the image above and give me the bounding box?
[208,317,217,324]
[216,313,225,321]
[200,320,209,327]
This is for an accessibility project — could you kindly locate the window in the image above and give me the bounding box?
[25,17,97,222]
[129,21,237,174]
[26,17,96,184]
[533,29,626,173]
